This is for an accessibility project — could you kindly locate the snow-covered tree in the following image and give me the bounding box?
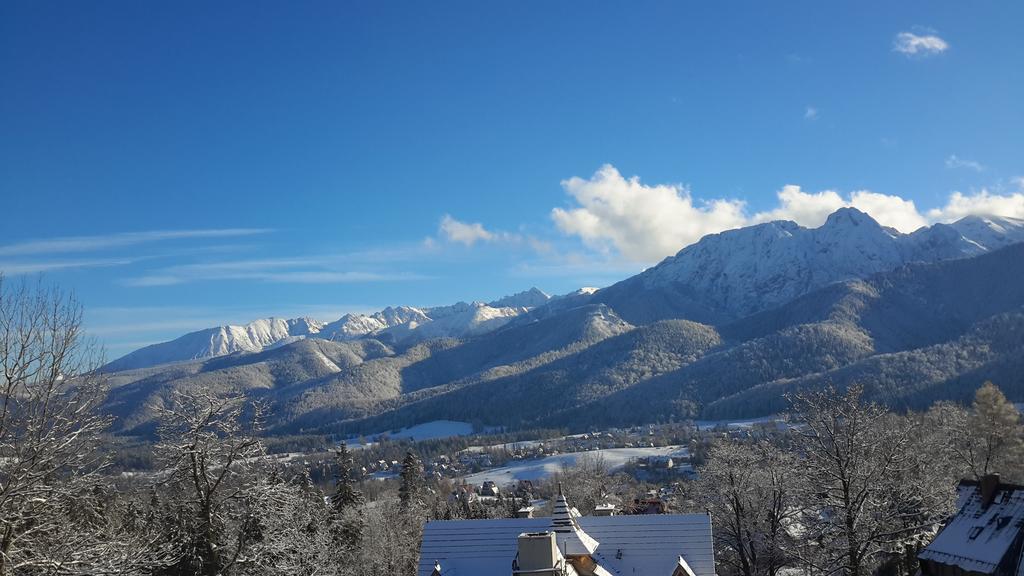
[0,277,162,575]
[930,382,1024,483]
[695,441,798,576]
[153,390,266,575]
[788,386,953,576]
[398,450,424,510]
[551,453,611,516]
[332,444,363,514]
[330,445,364,571]
[153,390,341,576]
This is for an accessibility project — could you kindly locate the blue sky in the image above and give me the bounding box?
[2,1,1023,357]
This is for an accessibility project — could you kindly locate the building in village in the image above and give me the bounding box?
[418,489,715,575]
[918,475,1024,576]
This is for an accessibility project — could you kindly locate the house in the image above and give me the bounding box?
[481,480,500,497]
[628,497,668,515]
[418,489,715,575]
[918,475,1024,576]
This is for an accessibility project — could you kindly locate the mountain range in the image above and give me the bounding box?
[101,209,1024,436]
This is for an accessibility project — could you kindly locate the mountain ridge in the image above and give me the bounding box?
[99,210,1024,436]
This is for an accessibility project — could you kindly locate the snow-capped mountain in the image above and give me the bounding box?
[103,317,326,372]
[100,209,1024,434]
[319,306,430,340]
[105,289,556,371]
[104,211,1024,373]
[376,301,525,343]
[595,209,1024,324]
[487,287,551,308]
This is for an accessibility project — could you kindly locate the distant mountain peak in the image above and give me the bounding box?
[595,208,1024,324]
[488,287,551,308]
[823,206,878,228]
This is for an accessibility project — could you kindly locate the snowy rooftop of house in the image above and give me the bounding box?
[919,479,1024,575]
[417,513,715,576]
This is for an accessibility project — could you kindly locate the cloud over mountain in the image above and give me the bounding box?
[551,165,747,261]
[551,165,1024,263]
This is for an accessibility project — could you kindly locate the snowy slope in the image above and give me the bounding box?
[105,210,1024,372]
[319,306,430,340]
[595,209,1024,324]
[103,317,325,372]
[376,302,526,344]
[488,287,551,308]
[462,446,691,486]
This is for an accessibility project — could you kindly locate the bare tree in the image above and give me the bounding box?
[695,440,798,576]
[237,468,335,576]
[357,498,424,576]
[788,386,953,576]
[932,382,1024,482]
[153,389,340,576]
[153,389,266,575]
[551,453,611,516]
[0,277,138,574]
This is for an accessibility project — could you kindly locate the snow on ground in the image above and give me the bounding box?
[387,420,476,441]
[462,440,544,453]
[693,415,786,431]
[462,446,690,486]
[346,420,478,448]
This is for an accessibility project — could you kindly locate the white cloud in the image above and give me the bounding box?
[945,155,986,172]
[439,215,495,246]
[0,228,272,257]
[845,190,930,231]
[752,186,846,227]
[551,165,747,262]
[121,255,425,287]
[927,190,1024,222]
[0,258,134,275]
[751,186,927,232]
[550,165,1024,264]
[893,31,949,56]
[804,107,819,120]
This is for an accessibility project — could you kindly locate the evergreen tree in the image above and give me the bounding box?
[332,444,364,514]
[330,444,365,570]
[398,450,424,509]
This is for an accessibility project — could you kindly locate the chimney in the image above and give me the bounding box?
[514,532,560,575]
[981,473,1001,508]
[516,506,535,518]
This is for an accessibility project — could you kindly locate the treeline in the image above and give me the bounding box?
[691,382,1024,576]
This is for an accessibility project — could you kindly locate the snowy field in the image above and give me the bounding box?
[693,415,786,431]
[346,420,478,447]
[462,440,544,453]
[462,446,690,486]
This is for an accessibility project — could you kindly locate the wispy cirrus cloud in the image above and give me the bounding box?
[945,154,986,172]
[0,228,272,257]
[0,258,135,275]
[121,255,427,287]
[435,214,551,254]
[893,30,949,57]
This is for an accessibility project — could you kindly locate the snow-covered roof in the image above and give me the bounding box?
[919,480,1024,574]
[551,493,600,555]
[418,514,715,576]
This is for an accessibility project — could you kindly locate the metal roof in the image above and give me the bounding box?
[418,514,715,576]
